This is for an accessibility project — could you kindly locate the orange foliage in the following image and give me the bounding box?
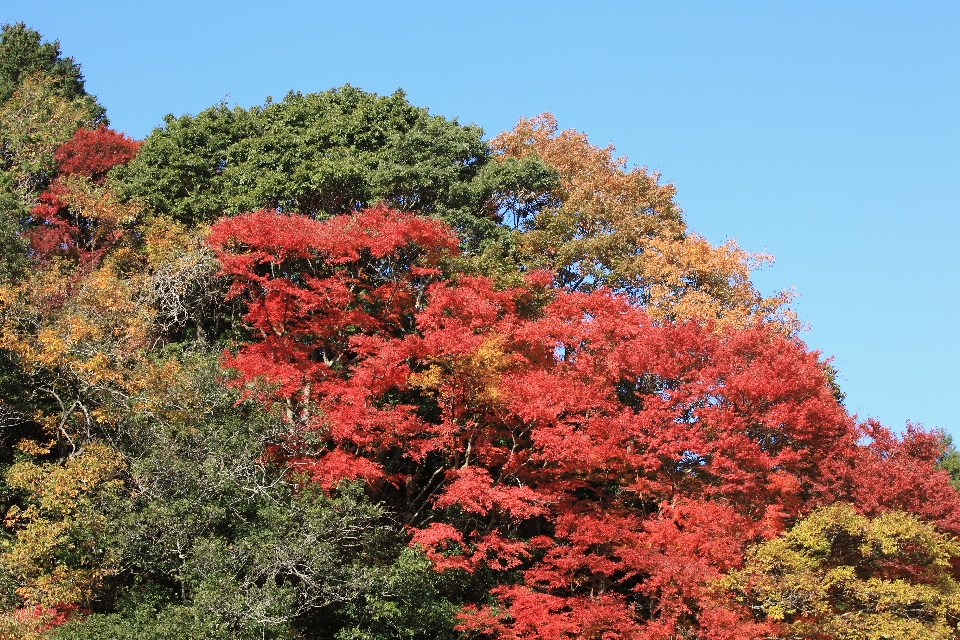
[491,113,797,331]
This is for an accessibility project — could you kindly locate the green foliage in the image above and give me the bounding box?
[0,73,95,213]
[110,103,247,226]
[329,548,465,640]
[111,86,555,253]
[937,434,960,491]
[0,190,26,282]
[724,503,960,639]
[50,605,264,640]
[32,351,463,639]
[0,23,105,200]
[0,23,102,114]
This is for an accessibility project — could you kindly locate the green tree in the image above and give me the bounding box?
[111,86,555,254]
[8,350,466,639]
[937,433,960,491]
[0,22,103,113]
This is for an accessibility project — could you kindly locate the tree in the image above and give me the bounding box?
[826,421,960,536]
[0,74,94,283]
[111,87,556,254]
[0,23,103,115]
[936,434,960,492]
[0,443,124,635]
[724,504,960,639]
[27,125,140,269]
[0,125,146,464]
[211,205,898,638]
[33,350,465,640]
[0,23,106,282]
[0,76,94,211]
[491,113,797,331]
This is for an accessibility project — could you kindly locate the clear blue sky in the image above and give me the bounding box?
[6,1,959,438]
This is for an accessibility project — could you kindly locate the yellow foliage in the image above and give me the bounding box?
[408,364,444,393]
[723,504,960,639]
[641,234,799,331]
[0,262,156,442]
[143,215,194,265]
[491,114,798,332]
[1,264,152,380]
[13,440,53,457]
[57,175,142,263]
[1,443,124,610]
[0,184,221,449]
[409,334,514,412]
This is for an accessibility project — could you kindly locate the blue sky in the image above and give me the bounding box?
[5,1,959,438]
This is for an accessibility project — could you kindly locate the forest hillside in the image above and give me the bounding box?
[2,23,960,640]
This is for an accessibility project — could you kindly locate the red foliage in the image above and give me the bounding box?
[13,603,79,633]
[27,181,74,260]
[821,420,960,536]
[27,126,140,267]
[212,206,958,638]
[53,125,140,182]
[209,204,458,404]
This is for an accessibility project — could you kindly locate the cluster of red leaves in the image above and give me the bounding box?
[52,125,140,181]
[12,603,79,634]
[210,207,960,639]
[209,204,458,407]
[820,420,960,536]
[28,125,140,267]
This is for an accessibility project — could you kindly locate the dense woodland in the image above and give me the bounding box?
[2,22,960,639]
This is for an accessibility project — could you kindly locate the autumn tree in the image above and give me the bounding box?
[207,205,960,638]
[0,121,145,468]
[0,23,105,282]
[829,421,960,536]
[491,113,796,331]
[725,504,960,639]
[0,444,124,632]
[26,125,141,269]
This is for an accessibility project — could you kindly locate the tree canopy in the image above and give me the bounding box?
[490,113,796,331]
[0,23,957,640]
[0,23,105,283]
[110,86,557,253]
[0,22,101,112]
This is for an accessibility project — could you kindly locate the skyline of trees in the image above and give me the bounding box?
[1,22,958,640]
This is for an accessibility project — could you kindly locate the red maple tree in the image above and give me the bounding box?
[28,125,140,267]
[209,206,960,639]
